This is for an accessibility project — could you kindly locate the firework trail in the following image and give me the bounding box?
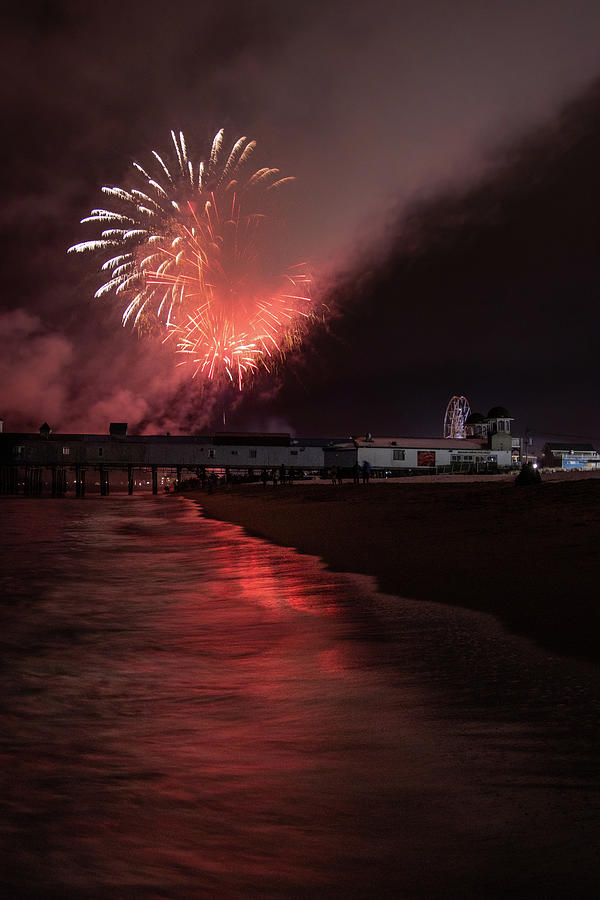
[69,130,312,389]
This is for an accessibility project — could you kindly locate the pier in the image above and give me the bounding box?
[0,428,326,496]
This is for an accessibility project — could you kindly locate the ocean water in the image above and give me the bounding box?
[1,495,599,899]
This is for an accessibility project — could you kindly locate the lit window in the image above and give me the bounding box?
[62,447,70,455]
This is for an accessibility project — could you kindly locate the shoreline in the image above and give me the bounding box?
[186,476,600,665]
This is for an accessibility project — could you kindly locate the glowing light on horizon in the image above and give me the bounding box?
[69,130,313,389]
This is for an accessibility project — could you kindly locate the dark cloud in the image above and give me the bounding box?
[261,81,600,441]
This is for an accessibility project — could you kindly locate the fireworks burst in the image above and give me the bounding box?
[69,129,313,389]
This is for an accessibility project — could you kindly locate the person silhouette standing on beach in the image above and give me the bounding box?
[362,461,371,484]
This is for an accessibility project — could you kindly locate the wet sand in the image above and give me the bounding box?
[187,475,600,664]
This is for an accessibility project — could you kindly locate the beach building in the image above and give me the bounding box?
[324,434,512,475]
[542,442,600,470]
[465,406,514,440]
[324,409,517,475]
[0,405,522,494]
[0,404,522,494]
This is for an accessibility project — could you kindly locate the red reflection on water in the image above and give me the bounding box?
[2,498,599,900]
[207,523,340,617]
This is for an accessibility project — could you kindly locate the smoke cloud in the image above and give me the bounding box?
[0,311,72,430]
[0,309,221,434]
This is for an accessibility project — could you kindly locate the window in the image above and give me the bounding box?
[98,447,103,457]
[249,449,257,458]
[392,449,405,461]
[231,450,238,456]
[13,445,24,458]
[290,450,298,456]
[208,449,215,459]
[498,421,505,432]
[62,447,70,455]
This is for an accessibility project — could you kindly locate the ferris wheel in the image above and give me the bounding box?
[443,395,471,439]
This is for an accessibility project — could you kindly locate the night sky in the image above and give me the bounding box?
[2,0,600,449]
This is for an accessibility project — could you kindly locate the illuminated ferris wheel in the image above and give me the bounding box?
[443,395,471,439]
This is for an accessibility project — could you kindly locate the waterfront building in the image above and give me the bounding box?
[0,405,525,494]
[542,442,600,470]
[324,435,512,475]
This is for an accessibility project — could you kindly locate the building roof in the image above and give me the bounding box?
[487,406,511,419]
[0,431,348,448]
[332,436,488,451]
[544,442,596,453]
[211,432,291,446]
[299,438,349,448]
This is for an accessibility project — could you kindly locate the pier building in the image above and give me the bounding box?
[1,411,521,496]
[0,428,329,495]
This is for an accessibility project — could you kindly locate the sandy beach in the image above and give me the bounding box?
[187,473,600,664]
